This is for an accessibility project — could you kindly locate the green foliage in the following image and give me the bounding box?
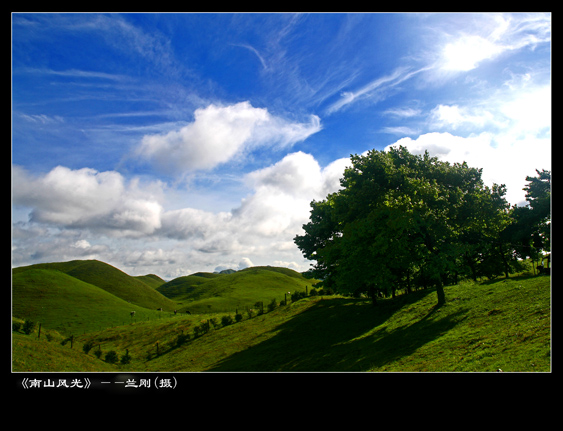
[120,350,132,365]
[221,315,234,326]
[22,319,36,335]
[82,340,95,354]
[104,350,119,364]
[295,146,548,305]
[267,298,278,312]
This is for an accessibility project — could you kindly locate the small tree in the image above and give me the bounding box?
[120,349,131,365]
[83,340,95,354]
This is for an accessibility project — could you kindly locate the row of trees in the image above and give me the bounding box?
[294,146,550,306]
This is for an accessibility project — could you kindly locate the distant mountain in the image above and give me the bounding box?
[217,269,237,274]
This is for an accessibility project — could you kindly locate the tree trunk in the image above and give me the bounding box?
[436,278,446,305]
[369,286,377,307]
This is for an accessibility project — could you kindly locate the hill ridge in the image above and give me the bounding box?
[13,259,176,311]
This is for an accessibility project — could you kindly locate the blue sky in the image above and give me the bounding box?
[12,12,551,278]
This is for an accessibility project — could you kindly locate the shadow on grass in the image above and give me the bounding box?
[478,273,549,286]
[208,289,467,372]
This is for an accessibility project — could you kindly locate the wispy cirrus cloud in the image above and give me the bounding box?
[325,66,429,114]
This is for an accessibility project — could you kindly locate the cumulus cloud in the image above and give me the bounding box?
[13,165,164,237]
[135,101,321,175]
[237,152,350,237]
[386,131,550,206]
[12,150,350,274]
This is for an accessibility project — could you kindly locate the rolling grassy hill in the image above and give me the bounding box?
[13,260,177,311]
[12,267,179,335]
[158,266,319,313]
[134,273,166,289]
[12,273,550,372]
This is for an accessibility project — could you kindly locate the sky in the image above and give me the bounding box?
[12,12,551,279]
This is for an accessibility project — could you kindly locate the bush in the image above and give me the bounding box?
[291,291,307,302]
[83,340,95,354]
[176,331,190,346]
[94,349,102,359]
[12,321,22,332]
[235,313,243,322]
[221,315,233,326]
[267,298,277,312]
[120,350,131,365]
[104,350,119,364]
[22,319,36,335]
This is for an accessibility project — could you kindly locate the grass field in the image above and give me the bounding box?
[12,269,550,372]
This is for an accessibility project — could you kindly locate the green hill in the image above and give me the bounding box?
[12,268,174,335]
[12,275,550,372]
[157,273,219,299]
[134,274,166,289]
[14,260,177,311]
[159,265,318,313]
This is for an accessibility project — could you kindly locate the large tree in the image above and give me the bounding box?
[295,146,510,306]
[504,169,551,273]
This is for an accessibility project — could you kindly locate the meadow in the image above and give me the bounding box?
[12,259,551,372]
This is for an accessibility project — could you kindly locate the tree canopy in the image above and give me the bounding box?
[294,146,550,306]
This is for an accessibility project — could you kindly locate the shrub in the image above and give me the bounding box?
[22,319,36,335]
[94,349,102,359]
[120,350,131,365]
[235,313,243,322]
[12,321,22,332]
[176,330,190,346]
[267,298,277,312]
[83,340,95,354]
[104,350,119,364]
[221,315,233,326]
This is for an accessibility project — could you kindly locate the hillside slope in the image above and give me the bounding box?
[14,260,177,311]
[12,268,175,335]
[163,266,318,313]
[134,274,166,289]
[68,274,549,372]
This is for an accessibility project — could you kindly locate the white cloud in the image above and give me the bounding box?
[13,165,164,237]
[434,13,551,74]
[135,101,321,175]
[440,35,504,72]
[12,150,350,275]
[326,66,428,114]
[386,131,550,206]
